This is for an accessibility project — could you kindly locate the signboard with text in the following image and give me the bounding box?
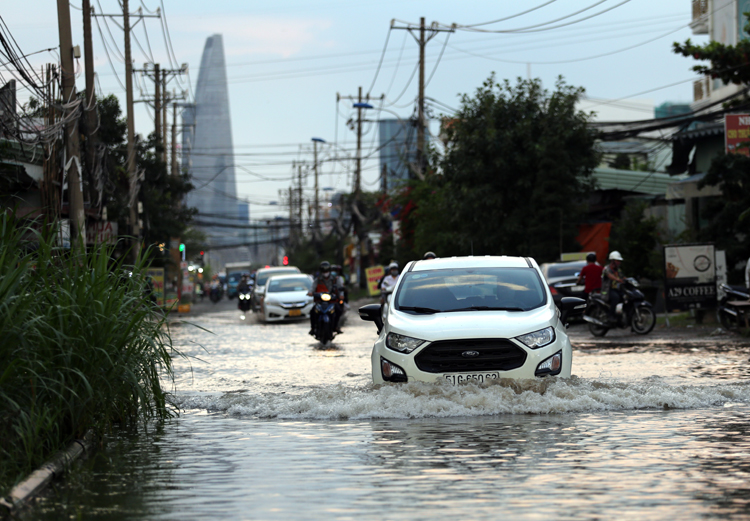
[725,114,750,156]
[146,267,165,307]
[365,265,385,297]
[85,221,118,244]
[664,244,716,310]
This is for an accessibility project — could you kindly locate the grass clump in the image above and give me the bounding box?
[0,213,182,493]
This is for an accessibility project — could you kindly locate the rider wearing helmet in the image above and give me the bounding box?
[576,252,603,297]
[309,261,342,335]
[380,262,400,304]
[423,251,437,260]
[602,251,626,324]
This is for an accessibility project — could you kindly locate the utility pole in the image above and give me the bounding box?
[297,163,303,240]
[171,102,178,176]
[313,141,319,232]
[153,63,161,150]
[356,86,363,196]
[162,83,168,163]
[57,0,86,244]
[123,0,139,261]
[391,18,454,177]
[82,0,98,209]
[288,186,294,245]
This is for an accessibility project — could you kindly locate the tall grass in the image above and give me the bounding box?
[0,213,182,492]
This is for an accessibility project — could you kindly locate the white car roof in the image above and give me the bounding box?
[265,273,311,281]
[409,255,536,272]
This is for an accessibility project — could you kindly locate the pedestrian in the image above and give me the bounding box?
[576,252,603,298]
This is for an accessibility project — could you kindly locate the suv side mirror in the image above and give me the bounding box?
[359,303,383,333]
[559,296,587,327]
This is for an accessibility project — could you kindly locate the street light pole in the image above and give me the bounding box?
[312,137,325,236]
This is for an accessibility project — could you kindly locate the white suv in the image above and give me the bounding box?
[359,256,585,384]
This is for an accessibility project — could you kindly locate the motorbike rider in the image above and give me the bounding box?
[380,262,400,304]
[331,264,347,303]
[576,253,603,298]
[601,251,626,324]
[423,251,437,260]
[238,274,251,293]
[308,261,342,336]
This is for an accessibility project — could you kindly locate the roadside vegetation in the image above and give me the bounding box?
[0,213,182,493]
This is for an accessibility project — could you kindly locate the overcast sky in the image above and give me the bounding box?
[5,0,708,220]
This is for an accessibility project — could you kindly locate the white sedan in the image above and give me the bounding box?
[359,256,585,384]
[259,274,314,323]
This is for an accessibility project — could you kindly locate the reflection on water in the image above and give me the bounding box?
[26,406,750,520]
[21,308,750,520]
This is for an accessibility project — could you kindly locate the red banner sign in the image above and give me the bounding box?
[725,114,750,156]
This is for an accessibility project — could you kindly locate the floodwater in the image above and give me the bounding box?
[25,300,750,520]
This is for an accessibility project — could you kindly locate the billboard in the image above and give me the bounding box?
[365,265,385,297]
[725,114,750,156]
[664,244,716,310]
[86,221,118,244]
[146,267,165,307]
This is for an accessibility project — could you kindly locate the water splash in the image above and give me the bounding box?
[173,376,750,420]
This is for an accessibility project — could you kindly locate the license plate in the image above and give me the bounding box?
[572,285,585,292]
[444,372,499,385]
[288,309,302,317]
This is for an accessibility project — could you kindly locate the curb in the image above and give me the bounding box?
[0,430,96,518]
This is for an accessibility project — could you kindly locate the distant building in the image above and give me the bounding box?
[378,118,419,192]
[182,34,253,268]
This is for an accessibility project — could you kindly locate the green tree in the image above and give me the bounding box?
[609,200,663,281]
[672,12,750,87]
[398,75,599,262]
[698,154,750,284]
[95,95,195,260]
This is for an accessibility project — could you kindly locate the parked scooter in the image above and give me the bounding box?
[312,292,338,345]
[717,283,750,330]
[583,277,656,336]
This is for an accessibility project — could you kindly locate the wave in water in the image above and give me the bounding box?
[173,376,750,420]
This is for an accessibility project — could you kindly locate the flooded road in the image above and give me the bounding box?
[26,300,750,520]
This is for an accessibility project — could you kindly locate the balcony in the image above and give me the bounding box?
[690,0,709,34]
[694,76,710,102]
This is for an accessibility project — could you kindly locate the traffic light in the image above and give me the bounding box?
[200,251,204,257]
[282,255,289,266]
[179,243,185,252]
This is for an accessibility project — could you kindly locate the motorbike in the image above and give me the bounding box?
[312,292,339,345]
[583,277,656,337]
[209,285,223,303]
[717,283,750,330]
[237,288,252,315]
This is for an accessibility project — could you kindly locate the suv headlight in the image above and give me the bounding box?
[386,332,425,354]
[515,326,555,349]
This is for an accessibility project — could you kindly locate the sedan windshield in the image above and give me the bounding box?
[257,269,297,286]
[267,277,311,293]
[395,267,546,313]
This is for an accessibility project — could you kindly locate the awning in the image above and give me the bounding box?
[665,173,723,200]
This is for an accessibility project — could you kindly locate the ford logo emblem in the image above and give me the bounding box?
[461,350,480,358]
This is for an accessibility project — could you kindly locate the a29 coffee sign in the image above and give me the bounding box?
[663,244,716,310]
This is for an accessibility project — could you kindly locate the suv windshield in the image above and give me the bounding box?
[395,267,546,313]
[267,277,311,293]
[256,268,298,286]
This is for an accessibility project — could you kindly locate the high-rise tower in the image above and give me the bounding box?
[183,34,248,267]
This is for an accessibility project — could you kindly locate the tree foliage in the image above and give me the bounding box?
[673,13,750,87]
[95,95,195,259]
[698,153,750,283]
[392,76,599,263]
[608,200,663,281]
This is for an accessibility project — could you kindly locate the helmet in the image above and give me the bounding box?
[388,262,399,271]
[423,251,436,260]
[332,264,342,272]
[609,251,623,261]
[586,253,597,263]
[320,261,331,271]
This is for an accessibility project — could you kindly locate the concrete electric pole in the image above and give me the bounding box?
[56,0,86,245]
[82,0,98,208]
[391,18,454,177]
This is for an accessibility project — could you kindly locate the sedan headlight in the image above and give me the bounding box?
[515,326,555,349]
[386,332,425,354]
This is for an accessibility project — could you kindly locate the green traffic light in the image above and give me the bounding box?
[179,244,185,252]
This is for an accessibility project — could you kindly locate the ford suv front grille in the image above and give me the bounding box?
[414,339,527,373]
